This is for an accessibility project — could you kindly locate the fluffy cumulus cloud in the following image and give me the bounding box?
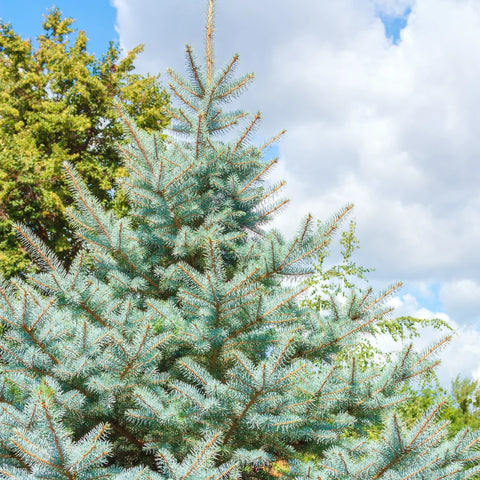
[441,279,480,326]
[382,293,480,385]
[113,0,480,379]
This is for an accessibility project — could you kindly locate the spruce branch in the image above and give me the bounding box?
[186,45,206,95]
[217,73,255,100]
[114,104,155,174]
[167,68,202,99]
[63,162,113,244]
[13,224,66,277]
[237,158,278,195]
[233,113,261,155]
[169,82,199,112]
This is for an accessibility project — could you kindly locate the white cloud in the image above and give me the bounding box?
[441,323,480,384]
[113,0,480,379]
[440,279,480,325]
[380,293,480,386]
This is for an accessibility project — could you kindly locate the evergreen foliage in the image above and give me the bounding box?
[0,8,170,278]
[1,2,479,478]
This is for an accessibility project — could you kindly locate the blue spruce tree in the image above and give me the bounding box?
[1,1,479,478]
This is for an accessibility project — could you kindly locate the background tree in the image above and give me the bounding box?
[0,8,170,278]
[397,377,480,480]
[400,377,480,439]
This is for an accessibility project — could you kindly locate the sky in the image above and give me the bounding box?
[1,0,479,385]
[0,0,117,55]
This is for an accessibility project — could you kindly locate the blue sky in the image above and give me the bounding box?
[0,0,117,56]
[378,6,412,44]
[0,1,412,56]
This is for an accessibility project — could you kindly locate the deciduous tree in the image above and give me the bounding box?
[0,8,170,277]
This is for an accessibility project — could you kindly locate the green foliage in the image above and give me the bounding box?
[302,219,373,317]
[0,8,170,278]
[0,1,479,478]
[304,219,373,304]
[303,219,453,368]
[401,377,480,439]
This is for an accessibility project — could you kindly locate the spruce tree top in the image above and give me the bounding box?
[0,1,479,479]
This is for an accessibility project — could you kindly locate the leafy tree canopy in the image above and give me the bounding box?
[0,8,170,278]
[400,376,480,440]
